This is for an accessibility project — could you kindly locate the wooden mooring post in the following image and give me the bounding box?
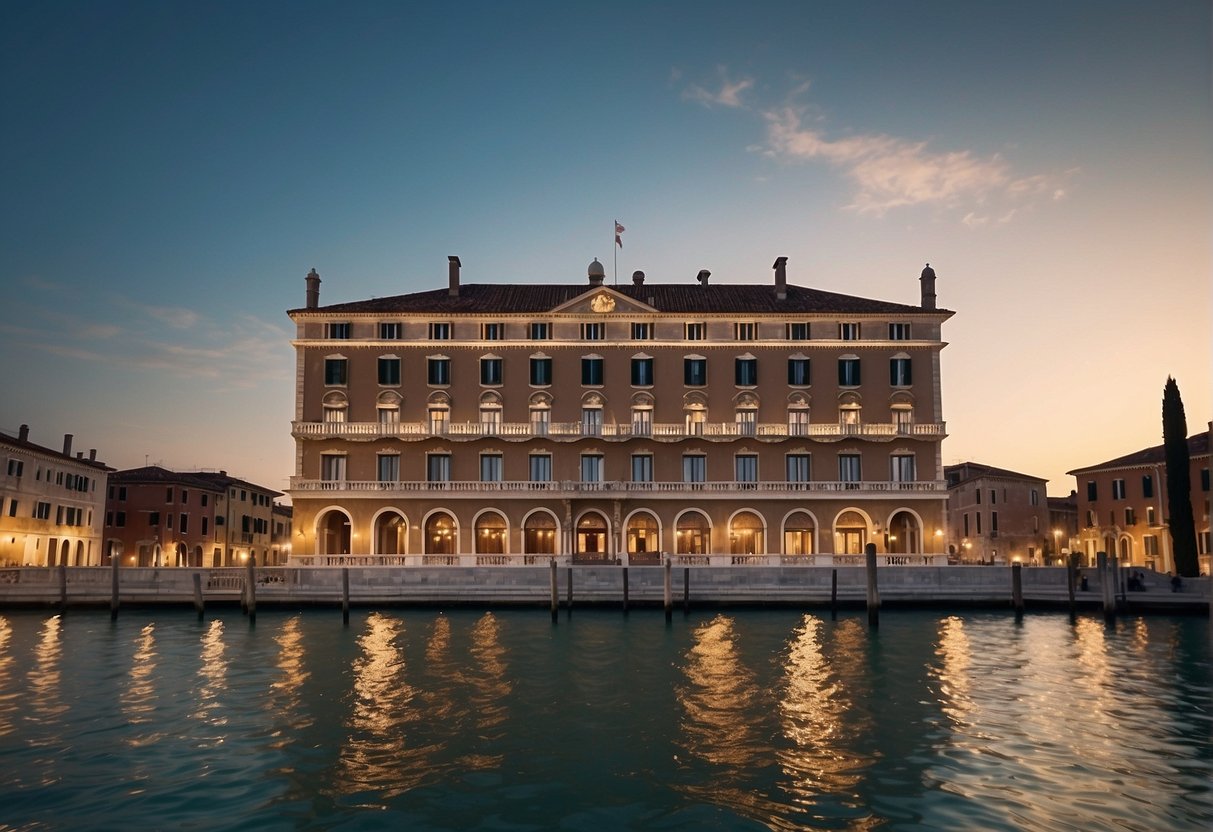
[192,572,204,618]
[567,566,573,612]
[1011,562,1024,616]
[110,556,119,620]
[664,557,672,622]
[550,559,558,622]
[683,567,689,615]
[245,553,256,623]
[865,543,879,627]
[341,566,350,625]
[1066,557,1076,616]
[1097,552,1114,620]
[622,566,629,613]
[58,563,67,613]
[830,568,838,617]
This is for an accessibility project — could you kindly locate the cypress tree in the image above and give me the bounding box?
[1162,377,1198,577]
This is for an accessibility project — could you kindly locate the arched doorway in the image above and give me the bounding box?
[729,511,764,555]
[834,510,868,555]
[425,512,457,555]
[317,509,352,556]
[783,511,816,555]
[626,511,660,563]
[47,537,58,567]
[575,512,609,561]
[475,511,507,554]
[193,545,204,567]
[175,542,187,567]
[1118,536,1132,565]
[887,511,921,554]
[523,511,557,556]
[374,510,407,555]
[676,511,710,555]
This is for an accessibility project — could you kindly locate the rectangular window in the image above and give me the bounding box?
[529,322,551,340]
[34,501,51,520]
[891,454,916,482]
[838,358,861,386]
[379,322,402,339]
[581,408,603,436]
[1111,479,1125,499]
[735,454,758,484]
[1202,468,1210,491]
[166,487,173,503]
[480,454,503,482]
[581,357,604,386]
[788,358,811,386]
[180,513,189,534]
[1147,506,1156,525]
[581,322,605,340]
[788,409,809,436]
[426,454,451,482]
[631,357,654,386]
[147,510,160,526]
[378,357,401,386]
[324,357,348,386]
[201,516,207,535]
[735,409,756,436]
[991,512,999,533]
[481,323,504,340]
[890,357,912,386]
[5,459,22,477]
[320,454,346,482]
[1087,481,1097,501]
[976,489,982,504]
[1125,507,1136,526]
[580,454,603,483]
[963,513,970,537]
[631,454,653,483]
[480,358,503,385]
[325,322,351,339]
[734,322,757,341]
[632,408,652,435]
[631,322,653,340]
[684,358,707,386]
[428,358,451,385]
[976,513,983,534]
[377,455,400,482]
[7,500,17,517]
[786,322,810,341]
[1144,535,1159,557]
[530,357,552,386]
[839,322,860,340]
[181,489,188,504]
[1030,489,1039,506]
[1142,475,1153,498]
[530,407,550,436]
[429,322,451,340]
[529,454,552,482]
[839,454,861,483]
[786,454,811,483]
[683,455,706,484]
[889,323,911,340]
[735,358,758,386]
[685,322,706,340]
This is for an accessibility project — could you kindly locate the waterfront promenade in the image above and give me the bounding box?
[0,563,1208,613]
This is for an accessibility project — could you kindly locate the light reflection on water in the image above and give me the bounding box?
[0,609,1207,831]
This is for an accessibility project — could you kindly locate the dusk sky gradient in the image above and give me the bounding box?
[2,0,1209,498]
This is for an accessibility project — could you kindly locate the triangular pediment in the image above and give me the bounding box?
[550,287,656,315]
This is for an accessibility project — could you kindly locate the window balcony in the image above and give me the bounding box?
[292,420,947,442]
[288,478,947,496]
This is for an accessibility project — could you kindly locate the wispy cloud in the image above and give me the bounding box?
[682,66,754,108]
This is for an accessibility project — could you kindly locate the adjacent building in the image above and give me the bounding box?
[944,462,1050,564]
[1067,433,1211,574]
[104,467,284,567]
[0,425,112,566]
[286,256,953,566]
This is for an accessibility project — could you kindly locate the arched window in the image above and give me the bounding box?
[377,391,401,426]
[425,512,457,555]
[729,511,764,555]
[524,511,557,555]
[784,511,816,555]
[323,391,348,423]
[887,511,920,554]
[834,510,868,555]
[676,511,710,555]
[627,512,660,561]
[576,512,609,561]
[475,511,507,554]
[316,509,352,556]
[374,510,407,555]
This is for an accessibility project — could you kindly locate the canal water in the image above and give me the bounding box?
[0,609,1209,831]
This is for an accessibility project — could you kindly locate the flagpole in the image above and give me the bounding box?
[613,219,618,285]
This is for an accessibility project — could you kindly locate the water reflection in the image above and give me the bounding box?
[266,616,311,748]
[193,620,228,739]
[335,612,431,801]
[121,624,159,741]
[0,617,13,737]
[462,613,510,770]
[777,615,873,829]
[676,614,784,824]
[29,616,66,726]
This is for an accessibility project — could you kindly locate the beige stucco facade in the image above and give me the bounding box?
[287,258,954,565]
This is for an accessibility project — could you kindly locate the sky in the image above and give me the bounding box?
[1,0,1209,499]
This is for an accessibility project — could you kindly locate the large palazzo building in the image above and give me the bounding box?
[286,256,953,566]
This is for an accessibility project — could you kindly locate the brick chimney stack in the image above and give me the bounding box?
[448,256,461,298]
[920,263,937,310]
[305,268,321,309]
[18,424,29,442]
[773,256,788,300]
[62,434,73,457]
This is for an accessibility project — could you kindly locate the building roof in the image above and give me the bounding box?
[288,282,947,317]
[945,461,1048,487]
[110,466,283,497]
[1066,433,1210,476]
[0,429,113,472]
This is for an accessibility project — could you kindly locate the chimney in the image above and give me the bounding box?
[632,270,645,286]
[18,424,29,442]
[305,268,321,309]
[696,269,711,287]
[63,434,73,457]
[920,263,937,310]
[773,256,788,300]
[89,449,97,462]
[448,256,461,298]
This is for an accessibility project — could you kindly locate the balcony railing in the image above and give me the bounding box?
[294,420,946,441]
[289,478,946,495]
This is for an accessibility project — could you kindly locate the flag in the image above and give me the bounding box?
[615,221,625,248]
